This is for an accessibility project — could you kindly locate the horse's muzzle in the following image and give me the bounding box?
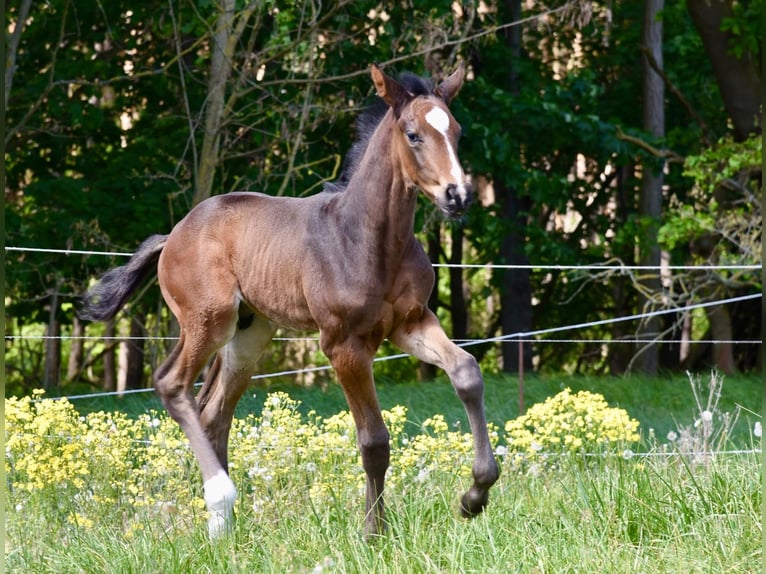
[443,183,473,218]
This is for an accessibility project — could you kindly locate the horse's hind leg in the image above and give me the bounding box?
[390,310,499,516]
[198,314,276,470]
[153,316,240,538]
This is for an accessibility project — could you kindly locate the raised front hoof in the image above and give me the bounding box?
[459,486,490,519]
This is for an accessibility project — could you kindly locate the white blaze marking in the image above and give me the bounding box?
[425,107,463,181]
[425,106,451,134]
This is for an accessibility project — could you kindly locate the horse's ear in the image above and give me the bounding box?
[434,62,465,104]
[371,64,411,117]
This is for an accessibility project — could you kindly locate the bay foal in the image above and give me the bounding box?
[81,64,499,538]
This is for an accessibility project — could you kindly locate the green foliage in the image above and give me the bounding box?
[5,0,763,390]
[720,0,763,58]
[659,134,761,265]
[682,133,762,195]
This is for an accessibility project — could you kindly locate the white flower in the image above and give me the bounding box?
[495,445,508,457]
[667,431,678,442]
[700,410,713,423]
[527,463,542,477]
[622,449,634,460]
[531,441,543,452]
[312,556,335,574]
[304,462,317,473]
[754,422,762,438]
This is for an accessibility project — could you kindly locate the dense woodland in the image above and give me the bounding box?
[4,0,762,396]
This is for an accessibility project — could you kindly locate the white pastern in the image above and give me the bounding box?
[424,107,463,182]
[204,470,237,538]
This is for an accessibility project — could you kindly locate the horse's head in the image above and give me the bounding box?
[371,64,472,218]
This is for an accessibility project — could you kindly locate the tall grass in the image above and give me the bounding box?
[7,452,760,573]
[5,372,761,573]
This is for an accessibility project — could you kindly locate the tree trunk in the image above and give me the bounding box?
[193,0,237,205]
[43,288,62,391]
[5,0,34,107]
[706,303,735,375]
[636,0,664,375]
[497,181,534,373]
[126,312,147,389]
[494,0,533,374]
[66,316,85,381]
[608,165,636,374]
[117,312,146,392]
[687,0,761,141]
[103,320,117,391]
[659,312,682,369]
[43,320,61,392]
[608,277,631,375]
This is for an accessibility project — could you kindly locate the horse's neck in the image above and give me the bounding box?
[339,114,418,249]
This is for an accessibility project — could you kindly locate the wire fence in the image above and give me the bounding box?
[5,245,762,404]
[6,244,762,271]
[6,428,760,460]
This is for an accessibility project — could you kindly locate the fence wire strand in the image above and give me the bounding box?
[5,244,762,403]
[5,245,762,271]
[7,430,760,460]
[17,292,760,403]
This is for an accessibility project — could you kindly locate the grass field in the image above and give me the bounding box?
[5,371,762,573]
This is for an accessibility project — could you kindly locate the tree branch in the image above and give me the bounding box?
[641,45,712,146]
[615,126,685,164]
[5,0,34,107]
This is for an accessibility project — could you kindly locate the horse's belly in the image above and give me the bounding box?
[241,281,317,331]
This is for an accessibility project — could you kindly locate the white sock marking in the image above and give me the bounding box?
[204,470,237,538]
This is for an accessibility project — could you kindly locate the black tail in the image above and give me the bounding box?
[78,234,168,322]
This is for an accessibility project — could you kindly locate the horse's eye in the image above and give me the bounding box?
[405,131,420,144]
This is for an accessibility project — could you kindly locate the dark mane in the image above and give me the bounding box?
[323,72,434,193]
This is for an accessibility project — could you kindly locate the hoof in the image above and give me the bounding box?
[207,510,233,539]
[363,516,388,542]
[459,487,489,518]
[460,459,500,518]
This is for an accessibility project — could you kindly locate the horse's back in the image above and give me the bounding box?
[158,191,325,329]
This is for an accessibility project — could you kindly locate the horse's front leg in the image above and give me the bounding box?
[322,334,389,538]
[390,309,499,517]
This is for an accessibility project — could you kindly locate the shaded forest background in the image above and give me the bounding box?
[4,0,762,396]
